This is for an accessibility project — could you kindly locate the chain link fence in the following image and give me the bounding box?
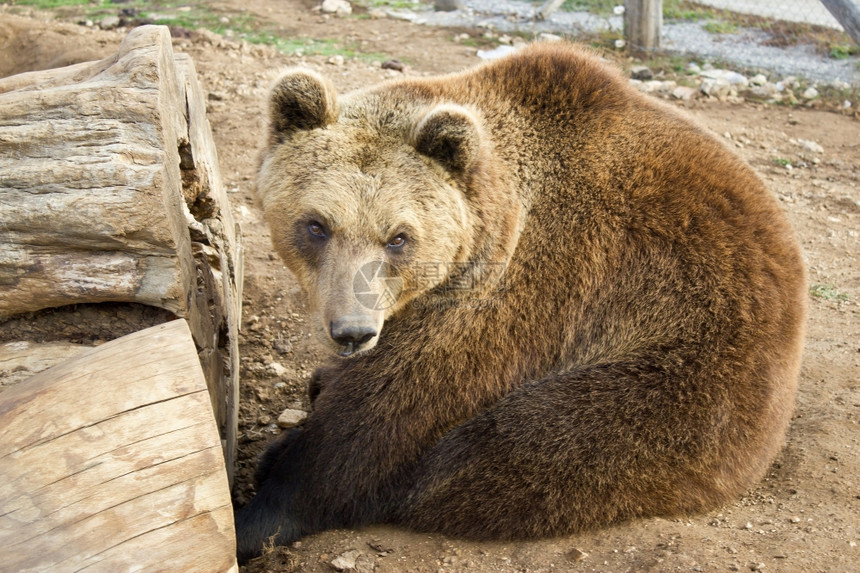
[558,0,859,85]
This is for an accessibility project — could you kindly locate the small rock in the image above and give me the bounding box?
[368,540,394,555]
[700,69,749,87]
[331,549,361,571]
[434,0,463,10]
[277,408,308,428]
[266,362,290,377]
[381,59,407,72]
[327,54,345,66]
[100,15,120,29]
[566,547,588,561]
[752,563,766,571]
[743,521,753,530]
[746,83,780,100]
[273,338,293,354]
[686,62,701,74]
[700,77,732,99]
[750,73,768,86]
[538,32,563,43]
[320,0,352,16]
[802,86,819,99]
[797,139,824,154]
[672,86,698,100]
[631,65,653,80]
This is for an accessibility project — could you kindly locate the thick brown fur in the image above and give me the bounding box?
[236,43,807,563]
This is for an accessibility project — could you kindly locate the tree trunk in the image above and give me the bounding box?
[0,25,242,482]
[0,320,238,572]
[821,0,860,44]
[625,0,662,50]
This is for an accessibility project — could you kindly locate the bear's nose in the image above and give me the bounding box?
[330,317,378,350]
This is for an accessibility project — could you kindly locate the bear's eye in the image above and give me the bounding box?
[387,234,407,249]
[308,221,328,239]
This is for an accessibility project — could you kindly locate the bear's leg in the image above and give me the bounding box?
[234,429,306,564]
[398,363,759,539]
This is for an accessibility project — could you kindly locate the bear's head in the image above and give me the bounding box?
[256,69,515,356]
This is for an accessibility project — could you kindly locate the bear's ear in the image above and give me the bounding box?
[268,69,338,142]
[411,104,482,174]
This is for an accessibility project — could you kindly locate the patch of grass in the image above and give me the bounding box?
[703,20,738,35]
[830,44,860,60]
[810,284,850,302]
[664,0,715,21]
[9,0,394,61]
[11,0,92,7]
[354,0,429,10]
[557,0,616,18]
[773,157,792,167]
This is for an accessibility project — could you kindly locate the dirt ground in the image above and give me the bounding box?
[2,2,858,572]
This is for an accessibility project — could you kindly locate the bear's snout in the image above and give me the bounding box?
[330,315,379,356]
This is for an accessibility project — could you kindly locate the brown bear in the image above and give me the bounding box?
[235,42,807,562]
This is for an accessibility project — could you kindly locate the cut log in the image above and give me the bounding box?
[0,320,237,572]
[0,339,91,389]
[0,25,242,481]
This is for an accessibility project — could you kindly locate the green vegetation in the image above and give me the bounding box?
[830,44,860,60]
[773,158,792,167]
[703,20,738,35]
[9,0,389,60]
[354,0,429,9]
[810,284,851,302]
[663,0,715,21]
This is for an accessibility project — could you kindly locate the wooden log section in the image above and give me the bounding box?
[0,320,237,572]
[0,25,243,482]
[624,0,662,51]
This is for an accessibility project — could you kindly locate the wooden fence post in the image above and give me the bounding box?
[625,0,662,51]
[821,0,860,44]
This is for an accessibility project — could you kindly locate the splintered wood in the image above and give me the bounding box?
[0,320,238,572]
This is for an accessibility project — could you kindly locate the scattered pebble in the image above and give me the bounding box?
[631,65,653,80]
[277,408,308,428]
[266,362,290,377]
[797,139,824,154]
[381,59,407,72]
[566,547,588,561]
[802,86,820,99]
[320,0,352,16]
[331,549,361,571]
